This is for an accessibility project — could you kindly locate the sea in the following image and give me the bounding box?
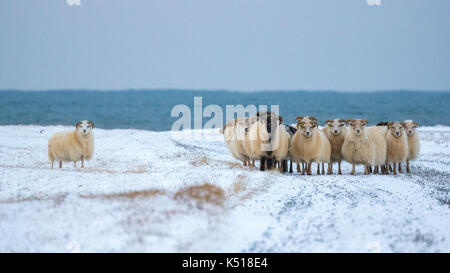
[0,90,449,131]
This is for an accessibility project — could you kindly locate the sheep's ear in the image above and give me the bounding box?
[338,119,346,124]
[88,121,95,129]
[387,122,393,129]
[413,122,419,128]
[75,121,82,129]
[362,119,369,126]
[309,116,318,122]
[345,119,353,125]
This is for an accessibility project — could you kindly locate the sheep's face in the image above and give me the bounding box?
[388,122,404,138]
[297,118,318,138]
[403,120,419,137]
[76,120,94,136]
[348,119,368,136]
[325,119,346,136]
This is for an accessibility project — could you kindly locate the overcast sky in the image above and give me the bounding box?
[0,0,449,91]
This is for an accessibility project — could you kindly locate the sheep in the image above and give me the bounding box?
[341,119,375,175]
[403,120,420,173]
[246,112,284,171]
[368,125,388,174]
[48,120,95,168]
[272,124,292,172]
[322,119,347,174]
[290,116,331,175]
[221,117,257,167]
[384,121,409,175]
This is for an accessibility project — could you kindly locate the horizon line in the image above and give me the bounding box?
[1,88,449,93]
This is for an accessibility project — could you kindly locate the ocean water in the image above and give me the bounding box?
[0,90,449,131]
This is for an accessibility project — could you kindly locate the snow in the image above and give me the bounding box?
[0,125,449,252]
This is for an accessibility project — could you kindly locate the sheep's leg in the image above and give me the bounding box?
[368,166,373,173]
[297,163,301,174]
[321,162,325,175]
[308,162,312,175]
[327,163,332,175]
[364,164,369,175]
[388,164,393,173]
[283,160,288,172]
[260,157,266,171]
[350,164,355,175]
[398,163,402,173]
[289,161,293,173]
[393,162,397,175]
[81,156,84,168]
[74,161,76,168]
[374,166,379,174]
[59,161,62,168]
[51,161,54,169]
[338,161,342,175]
[316,163,320,175]
[243,160,247,167]
[406,159,410,173]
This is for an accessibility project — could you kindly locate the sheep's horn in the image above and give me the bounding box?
[345,119,354,125]
[308,116,318,121]
[295,116,304,121]
[323,119,334,125]
[75,121,82,128]
[338,119,346,123]
[413,122,419,127]
[362,119,369,124]
[88,121,95,129]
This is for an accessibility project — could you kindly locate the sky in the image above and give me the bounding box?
[0,0,449,91]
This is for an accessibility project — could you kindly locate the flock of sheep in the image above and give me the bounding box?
[221,112,420,175]
[46,114,420,176]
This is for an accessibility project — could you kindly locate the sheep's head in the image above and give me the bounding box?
[403,120,419,136]
[387,121,404,138]
[76,120,94,136]
[324,119,346,136]
[258,112,282,134]
[347,119,368,136]
[297,116,318,138]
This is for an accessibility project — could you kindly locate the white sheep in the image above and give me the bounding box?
[341,119,375,175]
[246,112,283,171]
[368,125,388,174]
[403,120,420,173]
[385,121,409,175]
[322,119,347,174]
[290,116,331,175]
[48,120,95,168]
[221,117,257,167]
[272,123,292,172]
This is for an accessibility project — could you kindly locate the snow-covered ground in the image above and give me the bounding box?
[0,125,449,252]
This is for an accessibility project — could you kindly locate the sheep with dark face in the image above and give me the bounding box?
[290,116,331,175]
[403,120,420,173]
[322,119,347,174]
